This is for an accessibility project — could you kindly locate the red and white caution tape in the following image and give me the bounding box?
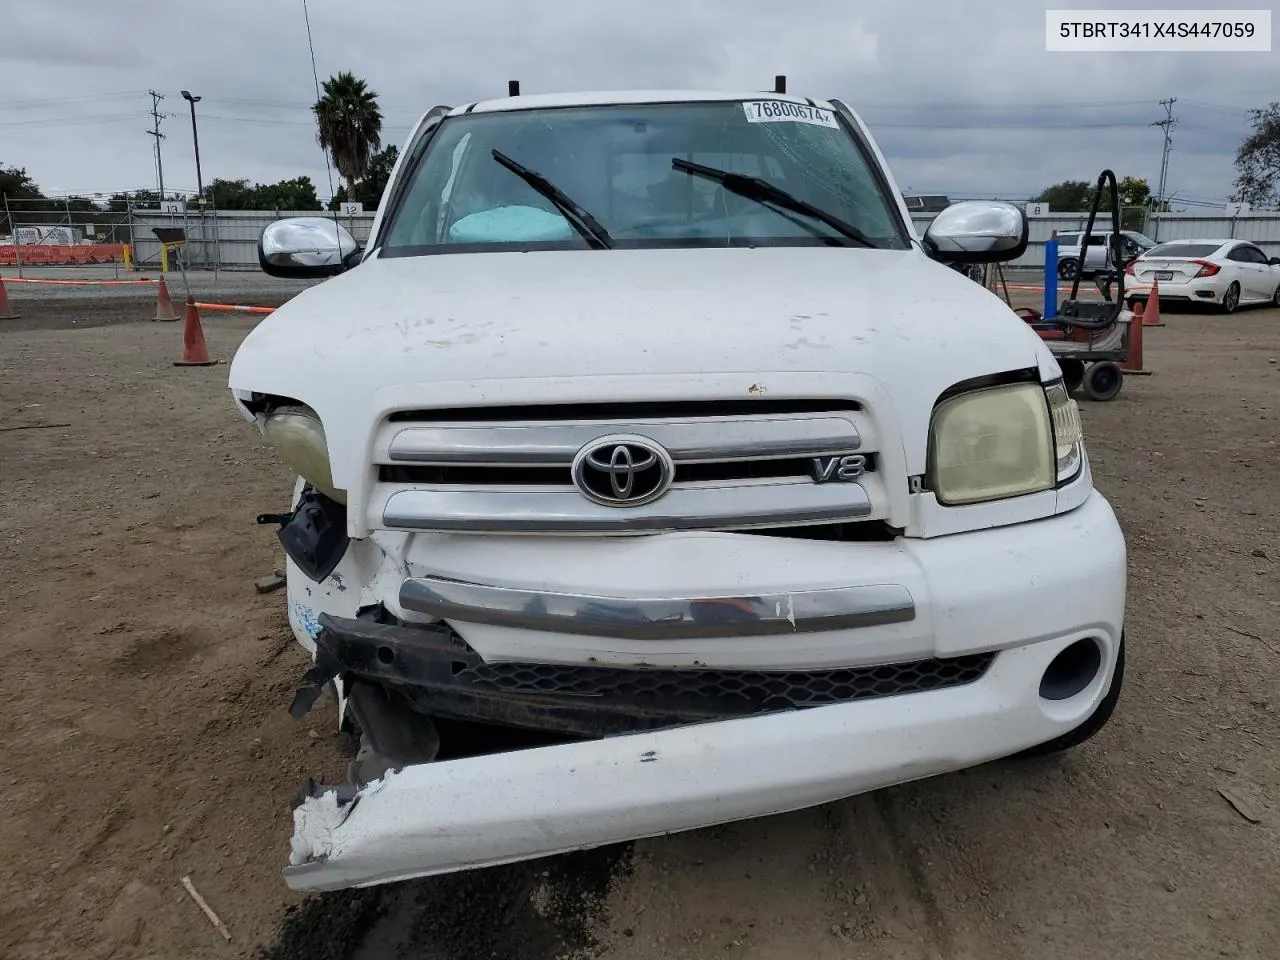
[0,277,158,286]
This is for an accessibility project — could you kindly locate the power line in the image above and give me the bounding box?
[0,91,142,109]
[302,0,338,205]
[198,113,315,126]
[1179,99,1251,117]
[0,112,147,128]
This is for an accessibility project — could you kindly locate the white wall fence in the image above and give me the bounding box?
[1143,212,1280,252]
[125,208,1280,272]
[910,211,1280,268]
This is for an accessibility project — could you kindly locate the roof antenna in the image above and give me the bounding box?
[508,80,520,96]
[774,75,786,94]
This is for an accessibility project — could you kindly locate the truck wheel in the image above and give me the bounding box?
[1082,361,1123,401]
[1013,635,1125,759]
[1059,359,1085,394]
[1058,259,1079,281]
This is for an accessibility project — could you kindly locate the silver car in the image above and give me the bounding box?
[1055,230,1156,280]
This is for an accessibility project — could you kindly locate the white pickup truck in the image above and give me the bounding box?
[229,87,1127,892]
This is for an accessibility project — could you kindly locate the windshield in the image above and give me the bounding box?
[378,101,910,255]
[1127,232,1157,249]
[1146,242,1222,258]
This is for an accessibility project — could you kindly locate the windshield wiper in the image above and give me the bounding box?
[671,158,877,248]
[491,149,613,250]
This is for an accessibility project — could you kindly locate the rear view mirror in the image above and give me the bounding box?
[1270,257,1280,266]
[922,201,1029,264]
[259,217,362,279]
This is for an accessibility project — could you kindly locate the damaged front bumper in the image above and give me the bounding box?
[292,607,994,742]
[281,492,1127,891]
[285,629,1112,891]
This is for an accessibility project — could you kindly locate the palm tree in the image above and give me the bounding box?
[313,72,383,193]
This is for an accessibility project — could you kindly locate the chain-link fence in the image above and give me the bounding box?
[0,196,137,272]
[5,194,1280,275]
[1,195,374,275]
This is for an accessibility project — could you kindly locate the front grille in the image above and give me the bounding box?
[454,653,995,710]
[379,455,878,486]
[311,614,990,739]
[374,400,882,534]
[739,520,898,542]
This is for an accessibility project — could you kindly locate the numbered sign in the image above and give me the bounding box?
[161,200,185,214]
[340,202,364,216]
[1025,202,1050,217]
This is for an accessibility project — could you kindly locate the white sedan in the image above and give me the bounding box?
[1124,238,1280,313]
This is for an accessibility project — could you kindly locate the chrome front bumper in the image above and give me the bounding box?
[399,577,915,639]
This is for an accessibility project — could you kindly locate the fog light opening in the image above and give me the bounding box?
[1039,638,1102,702]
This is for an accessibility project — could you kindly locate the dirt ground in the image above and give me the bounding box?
[1,287,1277,960]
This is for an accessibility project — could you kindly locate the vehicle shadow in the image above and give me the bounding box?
[256,751,1083,960]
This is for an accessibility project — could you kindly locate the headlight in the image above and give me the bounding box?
[261,405,345,503]
[1045,380,1084,483]
[927,382,1054,505]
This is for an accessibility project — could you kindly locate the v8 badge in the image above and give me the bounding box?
[810,454,867,483]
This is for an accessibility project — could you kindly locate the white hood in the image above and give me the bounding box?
[229,246,1059,485]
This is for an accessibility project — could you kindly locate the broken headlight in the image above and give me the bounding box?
[262,405,346,504]
[926,383,1055,506]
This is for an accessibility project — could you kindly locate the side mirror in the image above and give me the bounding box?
[1270,257,1280,266]
[922,200,1028,264]
[259,216,361,279]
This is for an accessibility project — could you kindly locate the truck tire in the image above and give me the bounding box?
[1058,259,1079,281]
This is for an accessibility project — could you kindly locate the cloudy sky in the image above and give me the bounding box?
[2,0,1276,208]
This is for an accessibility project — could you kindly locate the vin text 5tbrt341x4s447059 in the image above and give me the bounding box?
[229,87,1128,892]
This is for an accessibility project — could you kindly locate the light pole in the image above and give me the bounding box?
[180,91,203,201]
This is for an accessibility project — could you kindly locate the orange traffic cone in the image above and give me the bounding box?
[153,276,180,322]
[1121,303,1151,376]
[173,297,218,367]
[0,277,18,320]
[1143,278,1164,327]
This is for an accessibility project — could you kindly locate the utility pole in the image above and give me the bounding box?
[146,90,167,199]
[1150,97,1177,241]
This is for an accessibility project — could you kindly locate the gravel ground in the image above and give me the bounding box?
[0,289,1276,960]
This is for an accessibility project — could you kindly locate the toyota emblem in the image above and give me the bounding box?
[572,435,675,507]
